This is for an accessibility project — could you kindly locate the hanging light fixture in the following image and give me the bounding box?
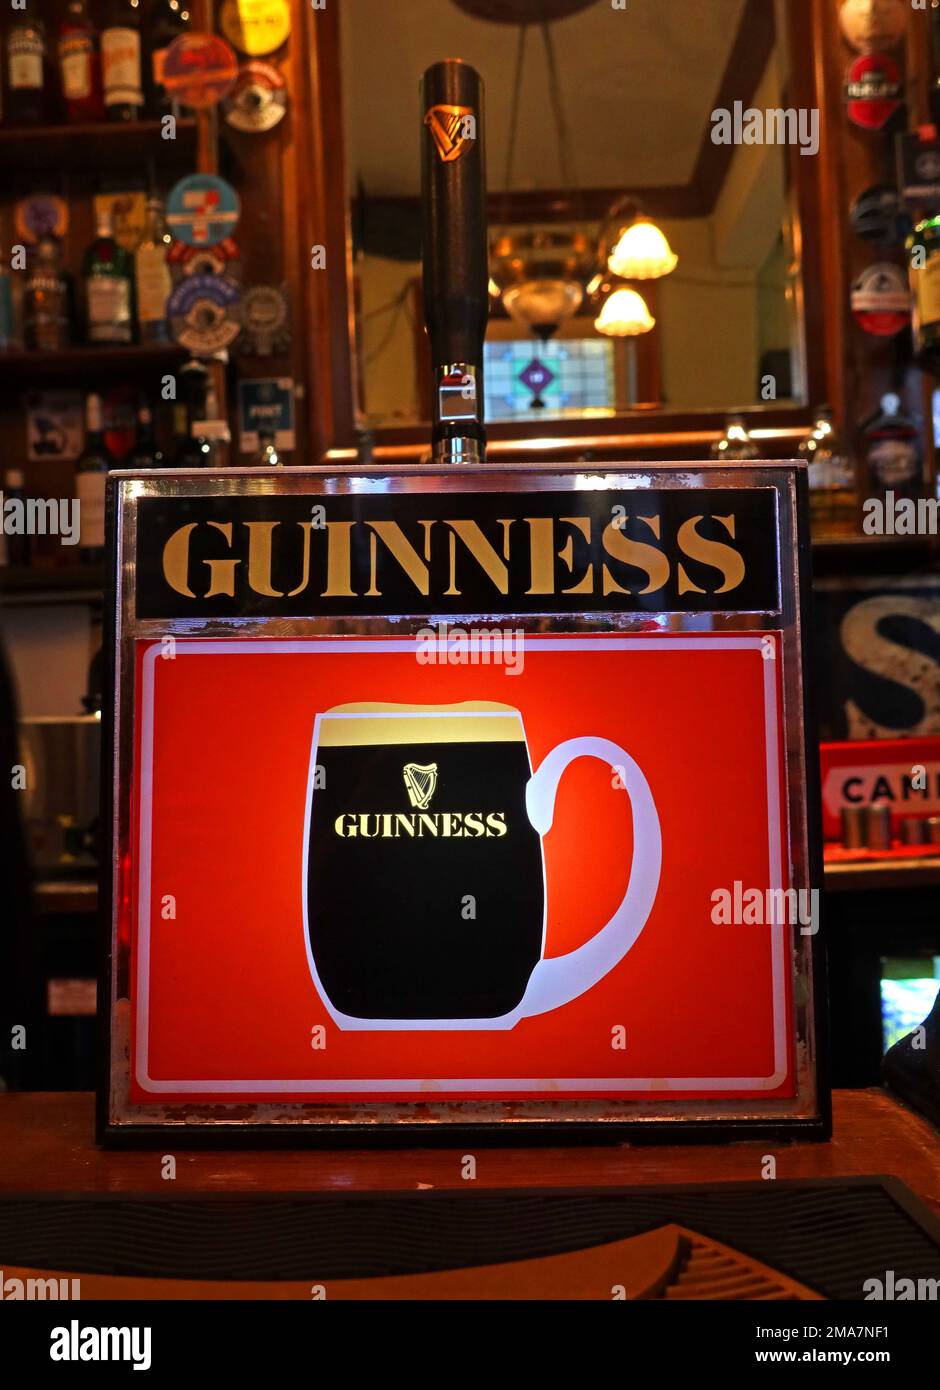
[602,196,678,280]
[490,228,597,339]
[594,286,655,337]
[461,1,672,342]
[486,11,596,339]
[608,217,678,280]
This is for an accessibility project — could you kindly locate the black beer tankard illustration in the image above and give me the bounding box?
[303,702,661,1030]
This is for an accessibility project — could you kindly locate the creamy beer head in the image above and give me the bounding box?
[306,701,543,1022]
[317,700,524,746]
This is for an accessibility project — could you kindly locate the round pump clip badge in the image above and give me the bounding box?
[839,0,906,54]
[168,237,243,282]
[220,0,291,57]
[850,263,910,336]
[849,184,905,244]
[224,62,287,132]
[239,284,291,355]
[168,274,243,355]
[15,194,69,244]
[167,175,241,248]
[162,33,239,109]
[845,53,902,130]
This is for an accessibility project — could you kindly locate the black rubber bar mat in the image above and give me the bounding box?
[1,1178,938,1300]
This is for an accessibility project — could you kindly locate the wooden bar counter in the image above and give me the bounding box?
[0,1091,937,1211]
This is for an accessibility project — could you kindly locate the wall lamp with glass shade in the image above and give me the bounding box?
[601,195,679,281]
[594,286,656,337]
[608,217,679,280]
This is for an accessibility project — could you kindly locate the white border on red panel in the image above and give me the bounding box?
[133,635,789,1095]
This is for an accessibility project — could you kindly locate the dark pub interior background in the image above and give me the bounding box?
[0,0,939,1326]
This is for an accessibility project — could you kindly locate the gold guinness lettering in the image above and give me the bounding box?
[158,511,750,602]
[365,520,433,597]
[162,522,198,598]
[204,522,239,598]
[245,521,285,598]
[443,519,512,597]
[602,515,670,596]
[525,516,593,596]
[287,522,315,598]
[676,514,746,595]
[321,520,355,598]
[334,811,508,839]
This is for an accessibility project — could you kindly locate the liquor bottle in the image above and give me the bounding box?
[127,405,164,469]
[174,360,213,466]
[76,394,113,564]
[24,236,71,352]
[862,393,924,504]
[181,385,229,468]
[6,14,51,126]
[0,235,18,350]
[908,215,940,370]
[175,415,215,468]
[134,198,172,342]
[58,0,104,123]
[1,470,30,567]
[169,401,189,456]
[0,267,13,350]
[83,206,135,345]
[148,0,190,118]
[421,61,488,464]
[101,0,144,123]
[710,414,760,461]
[176,423,214,467]
[0,224,24,350]
[254,428,281,466]
[798,407,857,537]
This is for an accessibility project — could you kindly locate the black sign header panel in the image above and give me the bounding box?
[134,487,780,620]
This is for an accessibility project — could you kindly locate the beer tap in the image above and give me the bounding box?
[421,59,489,466]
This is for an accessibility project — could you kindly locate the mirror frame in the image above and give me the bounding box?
[294,0,843,463]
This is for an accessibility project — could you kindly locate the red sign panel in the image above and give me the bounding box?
[820,736,940,838]
[127,633,793,1103]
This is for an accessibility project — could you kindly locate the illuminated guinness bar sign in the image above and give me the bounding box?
[99,57,825,1146]
[136,487,780,619]
[100,461,825,1145]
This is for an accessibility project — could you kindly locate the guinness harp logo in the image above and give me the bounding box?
[424,104,475,162]
[403,762,438,810]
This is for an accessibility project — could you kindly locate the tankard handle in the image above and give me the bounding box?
[519,737,661,1019]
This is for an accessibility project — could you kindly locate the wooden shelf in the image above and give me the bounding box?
[812,533,937,555]
[0,119,197,173]
[0,343,186,385]
[811,532,939,576]
[0,565,103,603]
[35,880,98,917]
[825,855,940,892]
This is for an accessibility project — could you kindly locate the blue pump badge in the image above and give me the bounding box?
[166,174,241,248]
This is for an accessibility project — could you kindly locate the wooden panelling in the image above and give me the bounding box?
[289,0,358,457]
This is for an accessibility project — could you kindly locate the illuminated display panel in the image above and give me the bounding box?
[100,464,826,1143]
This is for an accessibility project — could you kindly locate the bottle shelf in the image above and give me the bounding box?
[0,343,187,385]
[811,531,939,574]
[0,564,104,603]
[0,118,197,173]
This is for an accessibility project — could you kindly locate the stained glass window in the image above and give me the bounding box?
[483,338,617,422]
